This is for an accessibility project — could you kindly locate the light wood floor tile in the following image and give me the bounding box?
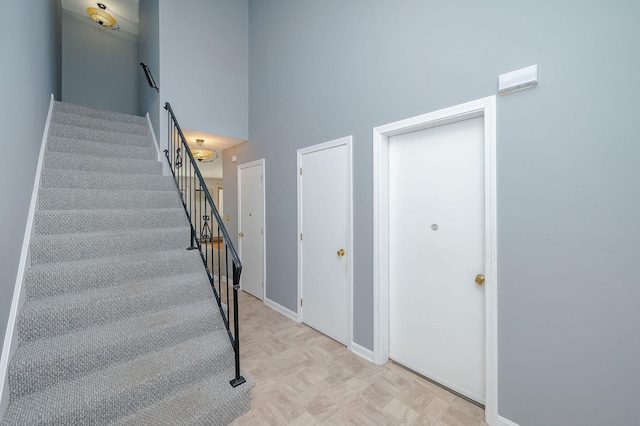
[383,397,421,424]
[343,374,372,393]
[232,291,486,426]
[395,381,437,413]
[322,397,368,424]
[278,372,314,396]
[450,397,485,421]
[287,411,322,426]
[295,364,331,387]
[359,380,399,407]
[265,394,306,424]
[321,382,359,405]
[411,397,449,425]
[292,379,333,407]
[435,406,484,426]
[305,394,341,422]
[347,402,406,426]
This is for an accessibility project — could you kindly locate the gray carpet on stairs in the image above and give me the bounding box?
[0,102,252,425]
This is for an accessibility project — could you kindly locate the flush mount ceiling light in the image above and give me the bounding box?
[87,3,119,30]
[192,139,219,163]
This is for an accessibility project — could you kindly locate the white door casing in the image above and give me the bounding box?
[389,117,485,403]
[238,159,266,300]
[297,136,353,347]
[373,96,497,424]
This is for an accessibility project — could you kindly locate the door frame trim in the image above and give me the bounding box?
[297,136,353,349]
[372,96,497,424]
[237,158,266,301]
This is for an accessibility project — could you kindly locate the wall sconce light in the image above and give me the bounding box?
[87,3,119,30]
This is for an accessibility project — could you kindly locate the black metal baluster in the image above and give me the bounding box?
[230,263,245,387]
[217,226,222,303]
[224,246,236,319]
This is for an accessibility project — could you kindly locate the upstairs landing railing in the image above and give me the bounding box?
[164,102,245,387]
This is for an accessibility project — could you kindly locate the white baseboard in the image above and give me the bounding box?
[264,298,299,322]
[146,112,170,177]
[497,415,520,426]
[0,94,55,417]
[146,112,161,160]
[350,342,375,363]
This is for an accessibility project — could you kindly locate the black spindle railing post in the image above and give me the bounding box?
[230,263,245,387]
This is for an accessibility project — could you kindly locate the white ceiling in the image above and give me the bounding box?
[61,0,139,34]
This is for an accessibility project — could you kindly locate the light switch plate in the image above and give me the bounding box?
[498,64,538,95]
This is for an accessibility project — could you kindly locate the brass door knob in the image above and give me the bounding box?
[475,274,485,285]
[337,249,345,256]
[239,232,244,237]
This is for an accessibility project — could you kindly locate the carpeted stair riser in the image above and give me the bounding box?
[41,169,176,191]
[114,372,252,426]
[39,188,182,210]
[24,248,205,300]
[44,151,162,175]
[53,101,149,125]
[9,300,222,399]
[30,227,190,264]
[34,208,188,235]
[1,332,235,425]
[52,110,150,136]
[47,136,157,160]
[17,272,213,342]
[49,122,152,147]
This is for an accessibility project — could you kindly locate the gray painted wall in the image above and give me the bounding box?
[158,0,248,141]
[241,1,640,424]
[138,0,160,137]
[62,10,139,115]
[0,0,61,355]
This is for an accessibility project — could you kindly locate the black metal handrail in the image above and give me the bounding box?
[164,102,245,387]
[140,63,159,92]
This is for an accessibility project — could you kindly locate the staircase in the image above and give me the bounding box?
[0,102,251,425]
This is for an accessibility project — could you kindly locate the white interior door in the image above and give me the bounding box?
[388,117,486,403]
[299,137,351,345]
[238,160,265,300]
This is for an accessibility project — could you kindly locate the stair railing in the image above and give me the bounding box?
[164,102,246,388]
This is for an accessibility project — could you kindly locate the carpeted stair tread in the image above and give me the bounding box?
[44,151,162,175]
[17,272,213,342]
[34,208,188,235]
[113,370,252,426]
[38,187,182,210]
[49,122,152,147]
[41,168,176,191]
[9,299,222,399]
[53,100,148,125]
[52,110,150,136]
[24,248,205,299]
[47,136,157,160]
[1,331,234,425]
[30,226,191,264]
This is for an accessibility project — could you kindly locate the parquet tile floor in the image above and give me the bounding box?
[233,291,489,426]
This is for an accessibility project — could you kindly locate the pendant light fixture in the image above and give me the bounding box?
[87,3,119,30]
[192,139,219,163]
